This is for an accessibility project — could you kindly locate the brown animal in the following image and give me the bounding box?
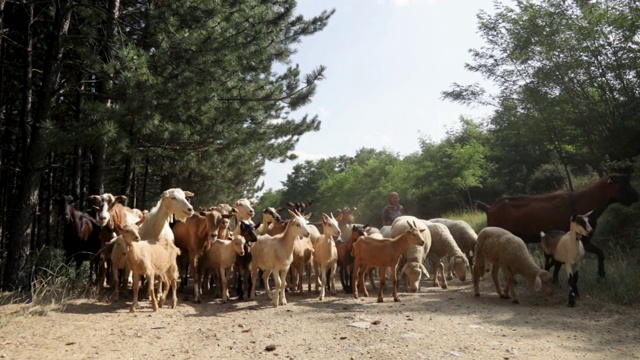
[476,174,639,278]
[336,224,367,293]
[352,221,426,303]
[172,210,233,303]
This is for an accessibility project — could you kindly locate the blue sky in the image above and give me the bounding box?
[260,0,498,192]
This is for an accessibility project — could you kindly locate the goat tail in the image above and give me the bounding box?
[475,200,491,212]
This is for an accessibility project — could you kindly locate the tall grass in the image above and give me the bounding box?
[1,246,101,316]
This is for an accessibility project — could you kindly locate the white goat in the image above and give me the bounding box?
[540,211,593,307]
[313,213,341,300]
[250,210,310,307]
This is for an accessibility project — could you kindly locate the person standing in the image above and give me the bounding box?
[382,192,404,226]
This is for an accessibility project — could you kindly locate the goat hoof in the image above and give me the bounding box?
[394,297,400,302]
[474,293,480,297]
[499,295,509,299]
[377,298,384,303]
[512,299,519,304]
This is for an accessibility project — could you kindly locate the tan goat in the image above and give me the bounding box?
[313,213,341,300]
[199,234,246,303]
[250,210,310,307]
[114,224,181,312]
[352,221,426,303]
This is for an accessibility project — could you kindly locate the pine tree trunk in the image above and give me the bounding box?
[89,145,106,197]
[3,1,72,291]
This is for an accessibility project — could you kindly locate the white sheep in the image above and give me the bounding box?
[250,210,311,307]
[473,227,554,304]
[313,213,341,300]
[429,218,478,277]
[199,234,246,303]
[114,224,181,312]
[390,216,431,293]
[352,220,427,302]
[424,221,469,289]
[540,211,593,307]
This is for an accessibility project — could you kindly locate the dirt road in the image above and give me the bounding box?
[1,279,639,360]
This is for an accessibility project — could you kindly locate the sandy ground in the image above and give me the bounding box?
[1,277,639,360]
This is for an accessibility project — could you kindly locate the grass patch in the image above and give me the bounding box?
[0,246,102,321]
[440,210,487,233]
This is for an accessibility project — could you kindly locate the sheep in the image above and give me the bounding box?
[429,218,478,275]
[390,216,431,293]
[473,227,554,304]
[113,224,181,312]
[250,210,311,307]
[313,213,341,300]
[199,234,246,303]
[352,220,426,302]
[380,226,392,238]
[540,211,593,307]
[423,221,469,289]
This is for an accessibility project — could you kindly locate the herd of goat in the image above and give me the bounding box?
[57,173,639,311]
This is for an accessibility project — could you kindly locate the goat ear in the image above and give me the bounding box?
[198,211,207,216]
[335,213,344,222]
[222,213,234,219]
[570,214,577,222]
[304,212,312,220]
[87,195,101,204]
[275,207,284,213]
[534,274,542,292]
[286,202,295,209]
[322,213,329,222]
[184,191,194,197]
[114,195,127,204]
[400,262,409,275]
[287,209,296,218]
[306,199,315,207]
[135,216,147,226]
[584,210,594,217]
[420,264,430,278]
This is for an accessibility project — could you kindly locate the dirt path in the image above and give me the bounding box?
[1,280,639,360]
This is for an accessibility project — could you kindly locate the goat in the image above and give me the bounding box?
[352,220,426,303]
